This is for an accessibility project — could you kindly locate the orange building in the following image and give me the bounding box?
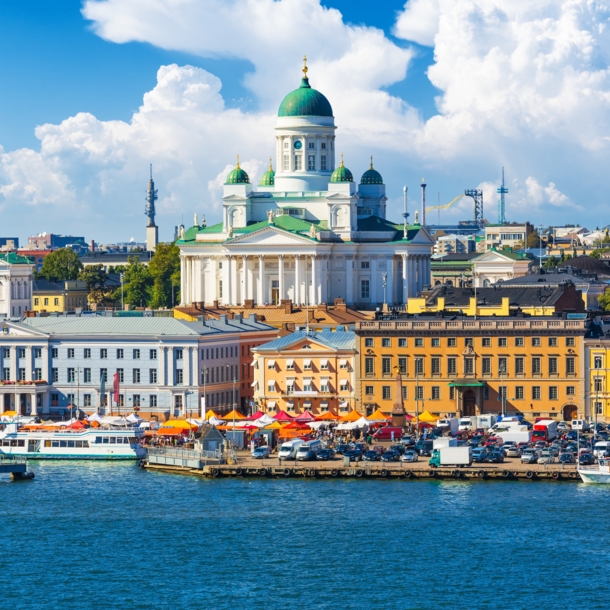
[251,330,356,415]
[355,316,587,421]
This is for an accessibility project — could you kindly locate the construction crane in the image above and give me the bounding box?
[497,167,508,225]
[464,188,484,227]
[425,193,465,213]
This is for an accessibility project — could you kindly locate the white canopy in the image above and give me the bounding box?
[254,413,275,426]
[208,416,225,426]
[126,413,142,424]
[86,413,104,423]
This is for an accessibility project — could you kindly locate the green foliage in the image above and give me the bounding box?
[114,256,152,307]
[543,255,558,269]
[148,243,181,308]
[599,287,610,311]
[78,264,108,291]
[38,248,83,281]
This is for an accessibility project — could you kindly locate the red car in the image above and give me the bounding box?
[484,436,502,447]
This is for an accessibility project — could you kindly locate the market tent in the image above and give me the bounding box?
[126,413,142,424]
[205,409,221,420]
[157,427,188,436]
[354,416,371,428]
[264,421,284,430]
[248,410,266,420]
[273,410,293,421]
[254,414,275,426]
[0,410,18,420]
[315,411,338,421]
[164,419,198,429]
[281,421,309,430]
[418,410,438,424]
[208,416,225,426]
[295,410,316,422]
[86,413,104,423]
[64,420,85,429]
[368,408,390,422]
[339,410,361,423]
[223,409,246,420]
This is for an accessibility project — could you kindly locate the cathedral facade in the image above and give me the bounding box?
[177,62,433,309]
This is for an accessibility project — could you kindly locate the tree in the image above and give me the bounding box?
[148,243,181,308]
[114,256,152,307]
[527,230,541,249]
[559,249,565,262]
[543,255,558,269]
[599,287,610,311]
[38,248,83,280]
[78,264,108,291]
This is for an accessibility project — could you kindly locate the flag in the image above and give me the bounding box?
[113,372,120,404]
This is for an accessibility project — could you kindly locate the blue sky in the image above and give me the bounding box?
[0,0,609,243]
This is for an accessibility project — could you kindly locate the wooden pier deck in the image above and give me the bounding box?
[0,457,34,481]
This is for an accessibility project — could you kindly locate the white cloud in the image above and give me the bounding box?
[393,0,440,47]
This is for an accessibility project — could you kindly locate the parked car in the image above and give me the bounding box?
[559,452,575,464]
[484,437,502,447]
[400,435,416,447]
[401,449,419,463]
[415,440,434,457]
[505,446,521,458]
[334,444,350,455]
[537,450,555,464]
[472,447,488,463]
[317,448,335,461]
[252,446,270,459]
[343,449,363,462]
[381,450,400,462]
[487,450,505,463]
[521,448,538,464]
[363,450,381,462]
[557,421,569,431]
[579,453,595,466]
[389,444,406,455]
[565,431,578,442]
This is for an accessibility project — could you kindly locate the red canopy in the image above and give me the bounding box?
[65,420,85,429]
[282,421,309,430]
[295,410,316,422]
[273,410,293,421]
[248,410,266,420]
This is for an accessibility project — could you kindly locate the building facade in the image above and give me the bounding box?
[586,338,610,423]
[355,316,587,421]
[484,223,533,251]
[472,249,531,287]
[251,329,357,415]
[0,253,34,319]
[32,280,89,313]
[177,62,434,309]
[0,315,276,419]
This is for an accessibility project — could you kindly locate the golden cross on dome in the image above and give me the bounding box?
[236,154,240,169]
[269,157,273,171]
[370,155,374,169]
[303,55,308,77]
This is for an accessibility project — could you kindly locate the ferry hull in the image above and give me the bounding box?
[578,470,610,484]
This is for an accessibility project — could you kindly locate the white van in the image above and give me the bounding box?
[593,441,610,458]
[296,440,322,461]
[572,420,590,432]
[278,439,305,459]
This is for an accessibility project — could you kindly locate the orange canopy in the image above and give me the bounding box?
[368,408,390,422]
[157,427,188,436]
[315,411,338,421]
[339,410,361,422]
[223,409,246,420]
[164,419,198,429]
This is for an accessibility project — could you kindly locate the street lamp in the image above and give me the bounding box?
[499,363,507,417]
[202,367,208,419]
[119,272,124,310]
[382,272,388,310]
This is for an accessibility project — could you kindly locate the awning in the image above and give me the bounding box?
[267,380,276,389]
[303,401,312,408]
[250,361,257,367]
[447,380,486,387]
[319,375,330,380]
[267,401,276,409]
[320,359,329,368]
[285,401,294,409]
[340,379,348,387]
[267,360,276,368]
[251,381,258,387]
[340,401,348,408]
[285,376,296,381]
[303,359,312,367]
[286,359,294,367]
[158,427,188,436]
[339,359,347,367]
[320,401,329,407]
[302,377,312,382]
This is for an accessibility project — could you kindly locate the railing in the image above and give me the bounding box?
[356,319,586,332]
[0,456,28,465]
[147,447,222,461]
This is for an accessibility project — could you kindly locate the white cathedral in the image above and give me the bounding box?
[177,60,433,309]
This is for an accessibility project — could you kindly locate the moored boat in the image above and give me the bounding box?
[578,458,610,484]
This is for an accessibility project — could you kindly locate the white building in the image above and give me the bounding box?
[472,249,532,287]
[177,62,434,309]
[0,253,34,319]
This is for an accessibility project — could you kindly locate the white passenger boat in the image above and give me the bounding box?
[0,423,146,460]
[578,458,610,484]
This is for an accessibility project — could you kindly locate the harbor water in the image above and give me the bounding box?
[2,462,610,610]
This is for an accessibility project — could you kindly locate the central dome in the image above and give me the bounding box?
[278,77,333,118]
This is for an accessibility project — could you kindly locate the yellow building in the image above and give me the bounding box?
[251,329,356,415]
[355,316,587,421]
[586,339,610,423]
[32,280,89,313]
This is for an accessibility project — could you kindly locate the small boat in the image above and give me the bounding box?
[0,423,146,460]
[578,458,610,484]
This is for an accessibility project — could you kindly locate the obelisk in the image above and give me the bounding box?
[391,366,406,428]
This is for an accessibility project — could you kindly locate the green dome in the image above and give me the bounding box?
[360,158,383,185]
[330,158,353,183]
[225,158,250,185]
[259,160,275,186]
[278,77,333,118]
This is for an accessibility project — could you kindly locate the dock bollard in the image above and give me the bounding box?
[344,456,350,467]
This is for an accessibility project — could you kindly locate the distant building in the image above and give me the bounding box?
[484,222,533,251]
[12,249,53,273]
[0,238,19,250]
[0,253,34,318]
[472,249,532,287]
[79,250,153,271]
[430,253,477,288]
[434,234,476,255]
[28,233,86,250]
[32,280,89,313]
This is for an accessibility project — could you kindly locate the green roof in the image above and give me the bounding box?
[330,159,353,183]
[0,252,33,265]
[277,77,333,118]
[225,161,250,185]
[360,161,383,185]
[447,380,486,387]
[259,168,275,186]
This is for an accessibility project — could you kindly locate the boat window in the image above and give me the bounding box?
[2,440,8,447]
[95,437,102,444]
[52,440,60,447]
[67,441,75,448]
[102,437,109,444]
[82,441,89,448]
[45,440,51,447]
[109,437,116,444]
[117,438,123,444]
[59,441,67,448]
[17,439,25,447]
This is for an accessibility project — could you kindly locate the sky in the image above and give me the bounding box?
[1,0,610,245]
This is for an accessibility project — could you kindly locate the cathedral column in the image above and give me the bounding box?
[257,255,265,305]
[209,257,218,305]
[386,257,394,305]
[409,256,417,297]
[425,256,431,289]
[230,256,238,305]
[179,256,186,306]
[401,254,408,305]
[294,255,301,305]
[345,255,354,306]
[25,346,32,381]
[320,256,328,304]
[417,256,424,294]
[222,257,231,305]
[311,255,318,305]
[278,255,285,301]
[241,256,248,305]
[370,255,378,305]
[246,257,254,300]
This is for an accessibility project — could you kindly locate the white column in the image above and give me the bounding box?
[222,257,231,305]
[42,392,49,415]
[159,347,167,386]
[370,256,378,305]
[312,255,320,305]
[410,256,417,296]
[180,257,186,305]
[246,257,254,300]
[185,347,192,386]
[278,255,285,301]
[230,256,238,305]
[25,346,32,381]
[42,346,49,383]
[209,257,218,304]
[241,256,248,305]
[425,256,431,289]
[167,347,174,387]
[417,256,424,293]
[31,392,38,416]
[294,255,300,304]
[257,255,265,305]
[196,257,203,304]
[191,257,197,304]
[320,256,328,304]
[386,257,394,305]
[10,346,17,382]
[401,254,408,304]
[345,255,353,305]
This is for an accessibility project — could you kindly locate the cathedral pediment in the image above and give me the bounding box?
[226,226,316,246]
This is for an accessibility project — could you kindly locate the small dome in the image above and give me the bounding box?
[360,157,383,185]
[225,156,250,185]
[277,58,333,118]
[330,156,353,183]
[259,159,275,186]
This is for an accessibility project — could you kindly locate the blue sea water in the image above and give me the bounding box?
[1,462,609,610]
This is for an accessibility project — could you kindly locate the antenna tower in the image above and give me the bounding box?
[497,167,508,225]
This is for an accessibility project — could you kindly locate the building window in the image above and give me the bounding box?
[150,349,157,360]
[498,386,507,399]
[482,358,491,375]
[150,395,157,408]
[415,358,424,375]
[464,358,474,375]
[133,369,140,384]
[132,394,141,407]
[67,368,75,382]
[448,338,456,347]
[1,368,9,381]
[532,386,541,400]
[402,386,408,399]
[51,368,58,382]
[595,401,603,415]
[594,377,604,392]
[365,357,374,375]
[549,357,558,375]
[515,337,524,347]
[67,393,75,405]
[118,394,124,407]
[498,338,506,347]
[382,357,391,375]
[54,298,59,306]
[51,393,59,406]
[364,338,374,348]
[320,380,329,393]
[416,386,424,400]
[532,358,541,375]
[304,360,312,370]
[308,142,315,149]
[133,349,140,359]
[515,386,524,400]
[361,280,370,299]
[320,155,327,170]
[549,337,557,347]
[320,360,329,370]
[566,386,575,396]
[100,369,107,382]
[34,298,39,306]
[116,368,124,383]
[566,337,575,347]
[415,338,424,347]
[175,349,183,360]
[34,347,42,359]
[566,357,575,375]
[67,348,75,359]
[398,338,407,347]
[449,387,455,400]
[515,357,524,375]
[83,348,90,359]
[117,349,124,359]
[2,347,9,358]
[294,155,301,170]
[447,358,456,375]
[176,370,183,384]
[361,261,370,269]
[51,347,58,359]
[307,155,315,171]
[431,358,440,375]
[100,349,107,359]
[549,386,558,400]
[498,357,507,376]
[34,368,42,381]
[83,394,91,407]
[431,386,440,400]
[304,380,314,392]
[382,386,391,400]
[382,338,390,348]
[532,337,541,347]
[594,356,603,369]
[465,338,473,347]
[84,368,91,383]
[283,154,290,171]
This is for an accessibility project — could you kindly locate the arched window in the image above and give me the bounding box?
[483,279,490,288]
